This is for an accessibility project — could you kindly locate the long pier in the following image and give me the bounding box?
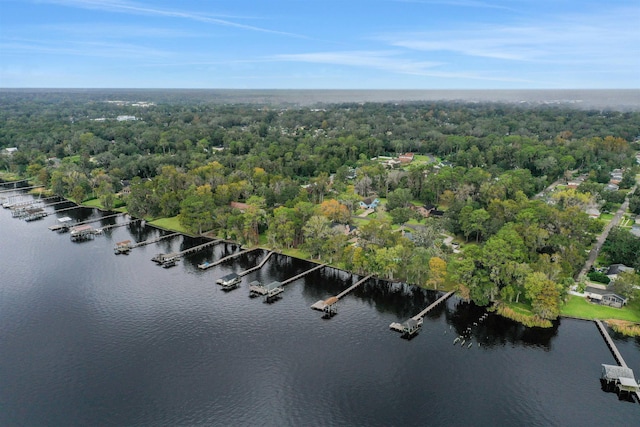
[311,274,373,312]
[595,319,640,402]
[390,291,455,332]
[238,251,274,276]
[198,247,258,270]
[70,213,125,227]
[0,178,30,186]
[0,185,43,194]
[175,239,220,257]
[46,205,82,214]
[44,200,74,207]
[281,263,326,286]
[97,219,141,232]
[595,319,627,368]
[131,232,181,248]
[336,275,373,299]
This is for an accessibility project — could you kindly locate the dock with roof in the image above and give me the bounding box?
[389,291,455,338]
[249,280,284,301]
[595,319,640,402]
[310,274,373,316]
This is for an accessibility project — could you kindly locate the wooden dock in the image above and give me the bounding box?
[175,239,220,257]
[389,291,455,334]
[249,280,284,301]
[281,263,326,286]
[198,247,258,270]
[411,291,455,321]
[98,219,141,232]
[310,274,373,313]
[131,232,181,248]
[0,185,43,194]
[595,319,627,368]
[70,213,124,227]
[238,251,274,276]
[46,205,81,215]
[595,319,640,403]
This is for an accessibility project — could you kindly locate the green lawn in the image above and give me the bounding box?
[0,172,22,182]
[503,300,536,316]
[149,216,191,235]
[412,154,436,164]
[600,213,614,222]
[561,295,640,322]
[82,198,104,209]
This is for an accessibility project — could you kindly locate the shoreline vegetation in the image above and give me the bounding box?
[79,193,640,335]
[2,96,639,335]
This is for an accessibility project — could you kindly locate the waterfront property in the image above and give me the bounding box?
[401,318,423,338]
[48,216,73,232]
[390,291,455,337]
[595,319,640,403]
[114,240,132,255]
[216,273,241,290]
[69,224,96,241]
[152,253,180,267]
[249,280,284,301]
[601,365,639,399]
[310,275,373,315]
[584,286,628,308]
[24,207,46,222]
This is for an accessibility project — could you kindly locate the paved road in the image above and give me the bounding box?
[576,185,637,281]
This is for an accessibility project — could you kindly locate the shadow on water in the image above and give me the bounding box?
[353,278,439,320]
[445,299,560,350]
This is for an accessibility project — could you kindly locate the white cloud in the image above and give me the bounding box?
[271,50,530,83]
[37,0,306,38]
[380,5,640,67]
[1,38,171,59]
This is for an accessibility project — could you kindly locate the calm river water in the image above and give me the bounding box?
[1,190,638,426]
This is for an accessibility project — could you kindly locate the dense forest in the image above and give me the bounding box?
[2,91,639,325]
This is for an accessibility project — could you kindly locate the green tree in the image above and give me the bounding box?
[524,272,561,320]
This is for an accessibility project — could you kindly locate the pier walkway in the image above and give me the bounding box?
[0,178,30,186]
[0,185,43,194]
[281,263,326,286]
[175,239,220,257]
[69,213,124,227]
[595,319,640,403]
[595,319,627,368]
[97,219,141,232]
[198,247,258,270]
[311,275,373,312]
[131,232,181,248]
[44,200,74,207]
[238,251,274,276]
[46,205,82,215]
[390,291,455,333]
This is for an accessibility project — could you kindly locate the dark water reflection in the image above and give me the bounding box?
[0,190,638,426]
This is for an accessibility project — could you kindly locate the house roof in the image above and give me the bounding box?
[606,264,633,276]
[585,286,626,300]
[220,273,239,281]
[618,377,639,390]
[324,296,339,306]
[230,201,250,211]
[265,281,283,291]
[403,318,420,329]
[602,364,636,381]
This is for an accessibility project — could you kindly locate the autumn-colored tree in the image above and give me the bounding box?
[319,199,350,223]
[427,257,447,289]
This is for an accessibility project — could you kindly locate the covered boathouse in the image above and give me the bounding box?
[401,318,423,338]
[601,364,640,398]
[216,273,241,290]
[249,280,284,301]
[69,224,96,241]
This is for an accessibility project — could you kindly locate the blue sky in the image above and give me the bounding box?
[1,0,639,88]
